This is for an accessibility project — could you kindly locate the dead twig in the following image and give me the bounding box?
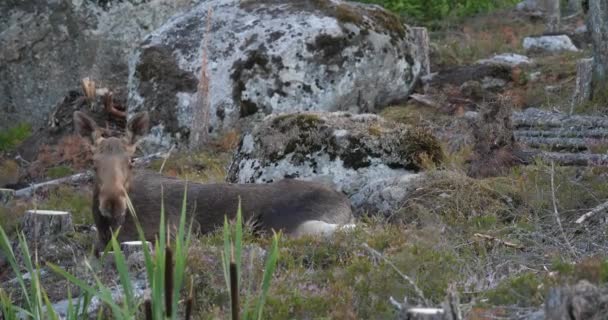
[158,144,175,174]
[473,233,525,250]
[409,93,442,109]
[550,161,577,258]
[362,243,428,306]
[576,200,608,224]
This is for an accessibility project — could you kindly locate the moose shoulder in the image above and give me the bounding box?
[73,111,354,249]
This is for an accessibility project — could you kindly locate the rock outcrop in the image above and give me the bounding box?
[226,112,442,212]
[0,0,196,131]
[127,0,422,148]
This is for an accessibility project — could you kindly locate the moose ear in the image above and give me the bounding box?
[73,111,101,144]
[126,112,150,145]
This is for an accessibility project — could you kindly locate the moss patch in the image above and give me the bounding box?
[46,165,74,179]
[0,123,31,152]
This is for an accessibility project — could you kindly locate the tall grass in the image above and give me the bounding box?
[0,186,280,319]
[221,198,280,320]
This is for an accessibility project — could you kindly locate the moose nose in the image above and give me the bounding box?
[99,188,128,219]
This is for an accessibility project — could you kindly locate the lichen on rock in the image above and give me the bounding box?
[127,0,421,149]
[227,111,442,211]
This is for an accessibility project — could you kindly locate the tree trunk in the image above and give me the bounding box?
[570,58,594,113]
[588,0,608,102]
[22,210,74,242]
[0,188,15,204]
[568,0,583,14]
[541,0,561,32]
[411,27,431,77]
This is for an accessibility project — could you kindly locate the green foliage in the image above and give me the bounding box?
[40,186,93,225]
[46,166,74,179]
[356,0,519,26]
[0,123,31,152]
[485,273,544,307]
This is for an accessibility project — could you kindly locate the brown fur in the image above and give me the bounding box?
[73,111,353,250]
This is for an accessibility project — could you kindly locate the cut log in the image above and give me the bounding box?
[411,27,431,77]
[519,150,608,166]
[515,128,608,139]
[0,188,15,204]
[120,241,153,258]
[515,135,601,152]
[570,58,594,113]
[513,108,608,129]
[22,210,74,242]
[424,64,511,88]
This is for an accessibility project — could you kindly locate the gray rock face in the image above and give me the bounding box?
[127,0,421,147]
[0,0,196,131]
[523,35,579,53]
[226,112,442,212]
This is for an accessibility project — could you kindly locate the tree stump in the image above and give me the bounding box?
[411,27,431,78]
[21,210,74,242]
[120,241,153,258]
[571,58,594,113]
[0,188,15,204]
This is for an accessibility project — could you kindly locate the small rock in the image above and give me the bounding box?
[460,80,483,99]
[477,53,533,67]
[523,35,578,53]
[575,25,588,34]
[529,71,542,82]
[516,0,539,12]
[481,77,507,90]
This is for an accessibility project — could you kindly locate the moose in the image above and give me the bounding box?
[73,111,354,250]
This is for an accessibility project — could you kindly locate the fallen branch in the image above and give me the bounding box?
[14,151,168,199]
[576,200,608,224]
[473,233,525,250]
[409,93,442,109]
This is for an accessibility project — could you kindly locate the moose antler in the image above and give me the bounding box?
[103,91,127,119]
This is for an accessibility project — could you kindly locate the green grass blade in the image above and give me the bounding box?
[235,198,243,288]
[41,285,60,320]
[222,215,231,292]
[109,234,134,311]
[0,226,31,310]
[254,232,280,320]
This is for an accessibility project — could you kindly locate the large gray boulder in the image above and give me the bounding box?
[127,0,422,148]
[0,0,196,131]
[226,112,442,211]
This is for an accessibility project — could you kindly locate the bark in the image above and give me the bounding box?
[411,27,431,77]
[0,188,15,204]
[512,108,608,128]
[22,210,74,242]
[514,136,594,152]
[570,58,594,113]
[424,64,511,88]
[568,0,583,13]
[541,0,561,32]
[519,150,608,166]
[588,0,608,101]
